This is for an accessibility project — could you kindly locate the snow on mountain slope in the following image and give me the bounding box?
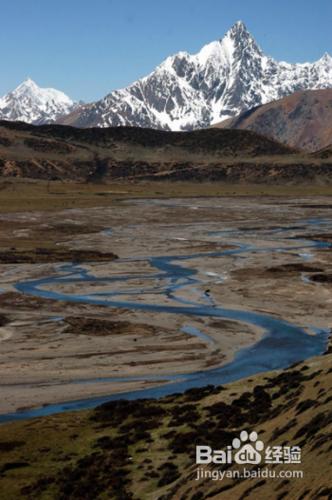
[0,78,76,124]
[59,21,332,131]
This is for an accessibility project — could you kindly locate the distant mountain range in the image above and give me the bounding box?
[214,88,332,152]
[0,21,332,130]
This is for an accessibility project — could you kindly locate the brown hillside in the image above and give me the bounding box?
[0,120,331,184]
[214,89,332,152]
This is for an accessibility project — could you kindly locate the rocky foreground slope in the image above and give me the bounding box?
[0,346,331,499]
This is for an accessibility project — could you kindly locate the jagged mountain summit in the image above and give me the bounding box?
[0,79,76,125]
[59,21,332,130]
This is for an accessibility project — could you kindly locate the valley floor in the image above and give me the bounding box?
[0,180,331,498]
[0,185,330,415]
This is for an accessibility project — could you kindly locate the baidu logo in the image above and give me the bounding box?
[196,430,301,465]
[232,430,264,464]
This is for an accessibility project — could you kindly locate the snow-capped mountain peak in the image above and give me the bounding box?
[61,20,332,131]
[317,52,332,67]
[0,79,76,124]
[3,21,332,131]
[222,20,263,56]
[16,77,39,91]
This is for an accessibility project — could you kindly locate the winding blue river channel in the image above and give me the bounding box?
[0,217,331,422]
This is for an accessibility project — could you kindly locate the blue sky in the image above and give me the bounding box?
[0,0,331,101]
